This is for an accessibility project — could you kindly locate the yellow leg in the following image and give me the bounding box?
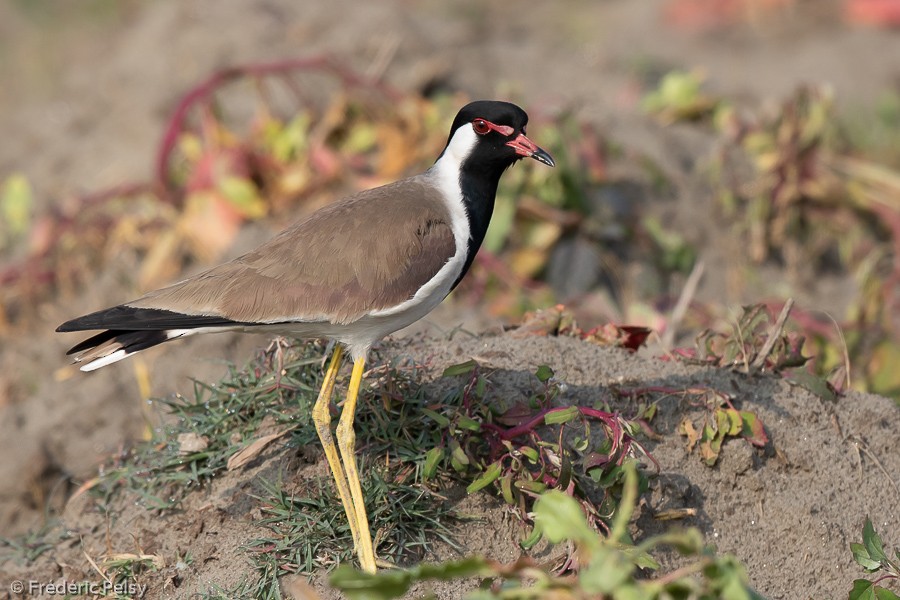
[336,357,377,573]
[310,346,361,552]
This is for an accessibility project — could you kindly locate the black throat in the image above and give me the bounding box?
[449,163,508,291]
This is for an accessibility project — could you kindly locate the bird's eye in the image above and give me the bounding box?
[472,119,490,135]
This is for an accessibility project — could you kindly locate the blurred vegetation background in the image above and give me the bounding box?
[1,0,900,401]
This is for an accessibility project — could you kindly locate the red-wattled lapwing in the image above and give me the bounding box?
[57,100,554,572]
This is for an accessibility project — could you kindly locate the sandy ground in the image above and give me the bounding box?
[1,0,899,598]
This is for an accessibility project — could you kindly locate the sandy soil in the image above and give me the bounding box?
[1,1,899,598]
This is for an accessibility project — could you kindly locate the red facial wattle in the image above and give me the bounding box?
[472,117,556,168]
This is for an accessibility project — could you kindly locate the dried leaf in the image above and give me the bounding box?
[104,552,165,569]
[495,402,535,427]
[583,324,652,352]
[68,476,102,503]
[654,507,697,521]
[177,432,209,455]
[512,305,576,338]
[281,575,323,600]
[619,326,652,352]
[679,418,699,451]
[583,452,610,472]
[227,427,293,470]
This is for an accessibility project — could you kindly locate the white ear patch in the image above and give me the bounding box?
[442,124,479,166]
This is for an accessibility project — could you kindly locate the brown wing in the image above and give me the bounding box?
[127,176,457,325]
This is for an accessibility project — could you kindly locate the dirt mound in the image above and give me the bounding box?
[2,332,896,598]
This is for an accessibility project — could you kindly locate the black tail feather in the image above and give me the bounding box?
[65,330,123,355]
[67,329,174,371]
[65,329,170,357]
[57,305,238,333]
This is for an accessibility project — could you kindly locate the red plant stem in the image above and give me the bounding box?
[482,406,622,450]
[481,408,552,440]
[462,368,480,413]
[154,56,402,197]
[871,573,899,587]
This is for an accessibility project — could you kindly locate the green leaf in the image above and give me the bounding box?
[519,446,539,462]
[544,406,579,425]
[466,461,502,494]
[500,475,516,505]
[608,583,648,600]
[449,438,469,471]
[699,422,723,466]
[474,375,487,399]
[457,415,481,432]
[218,176,266,218]
[0,173,33,238]
[740,411,768,447]
[519,525,542,550]
[421,408,450,427]
[514,479,547,494]
[422,447,443,480]
[534,490,594,547]
[579,546,634,594]
[442,360,477,377]
[790,370,837,402]
[624,545,660,571]
[330,565,408,600]
[330,557,490,600]
[535,364,555,383]
[863,518,888,563]
[270,112,310,162]
[724,408,742,436]
[715,408,732,436]
[849,578,878,600]
[483,191,516,253]
[847,580,900,600]
[609,461,638,544]
[876,587,900,600]
[851,542,881,571]
[594,464,626,487]
[343,121,378,154]
[641,70,705,115]
[647,528,705,556]
[718,566,757,600]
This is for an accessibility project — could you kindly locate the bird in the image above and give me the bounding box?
[57,100,555,573]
